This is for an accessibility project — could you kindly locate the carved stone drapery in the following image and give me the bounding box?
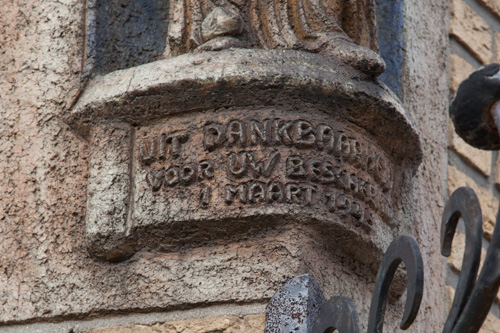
[166,0,385,75]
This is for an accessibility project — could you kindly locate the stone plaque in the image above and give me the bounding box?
[135,109,393,232]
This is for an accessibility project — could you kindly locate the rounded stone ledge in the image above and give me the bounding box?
[65,48,421,168]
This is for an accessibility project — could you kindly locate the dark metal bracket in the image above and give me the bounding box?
[441,187,500,333]
[265,186,500,333]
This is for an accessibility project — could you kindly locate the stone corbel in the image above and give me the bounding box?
[66,49,421,262]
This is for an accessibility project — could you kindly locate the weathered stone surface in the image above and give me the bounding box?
[201,7,244,42]
[87,122,136,262]
[494,153,500,190]
[132,109,398,256]
[450,0,492,64]
[448,165,499,241]
[449,54,475,94]
[66,49,414,145]
[478,0,500,20]
[88,0,169,74]
[0,0,88,323]
[446,285,454,313]
[402,0,450,330]
[86,314,265,333]
[0,1,449,332]
[449,118,492,177]
[496,33,500,63]
[164,0,384,75]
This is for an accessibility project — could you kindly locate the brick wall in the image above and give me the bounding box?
[448,0,500,330]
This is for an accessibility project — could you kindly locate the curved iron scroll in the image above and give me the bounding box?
[266,236,424,333]
[266,186,500,332]
[441,187,500,333]
[310,236,425,333]
[440,187,483,333]
[367,236,424,333]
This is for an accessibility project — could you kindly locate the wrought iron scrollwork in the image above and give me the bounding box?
[265,186,500,332]
[441,187,483,333]
[265,236,424,333]
[367,236,424,333]
[441,186,500,333]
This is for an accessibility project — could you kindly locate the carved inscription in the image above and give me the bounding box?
[138,116,395,229]
[146,160,214,189]
[224,182,316,206]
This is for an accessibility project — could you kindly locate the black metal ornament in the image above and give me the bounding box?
[449,63,500,150]
[366,236,423,333]
[265,186,500,332]
[441,187,483,333]
[265,235,424,333]
[441,187,500,333]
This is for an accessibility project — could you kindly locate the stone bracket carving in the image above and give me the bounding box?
[66,49,421,262]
